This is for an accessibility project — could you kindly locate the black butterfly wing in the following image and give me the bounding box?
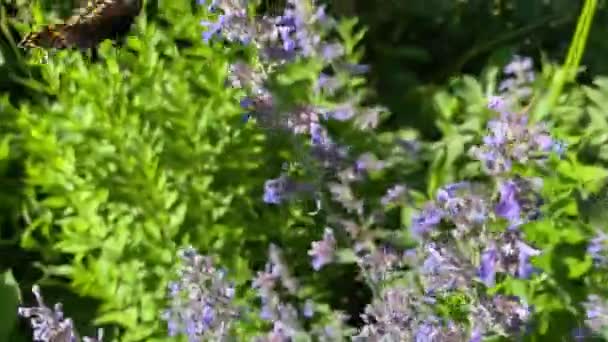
[19,24,71,48]
[19,0,142,49]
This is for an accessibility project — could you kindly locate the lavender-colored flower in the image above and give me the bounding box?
[263,176,289,204]
[583,294,608,333]
[469,327,483,342]
[470,97,559,175]
[302,300,314,318]
[308,227,337,270]
[285,108,321,135]
[415,320,442,342]
[325,102,356,121]
[252,244,346,341]
[162,247,238,342]
[315,73,340,94]
[588,232,608,267]
[411,204,443,238]
[491,295,532,333]
[357,245,410,284]
[354,152,385,174]
[355,286,417,340]
[381,184,408,206]
[516,240,540,278]
[435,182,489,232]
[420,244,470,292]
[18,285,103,342]
[495,177,544,227]
[263,175,313,204]
[499,55,535,104]
[200,0,290,48]
[495,180,522,224]
[478,244,498,286]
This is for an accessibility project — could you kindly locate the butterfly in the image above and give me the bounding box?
[18,0,142,50]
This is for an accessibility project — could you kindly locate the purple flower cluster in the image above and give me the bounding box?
[262,174,314,204]
[199,0,383,206]
[251,244,348,340]
[469,97,560,176]
[582,294,608,333]
[182,3,587,341]
[18,285,103,342]
[354,286,468,341]
[346,95,560,340]
[308,227,336,271]
[494,176,544,227]
[161,247,238,342]
[588,231,608,267]
[498,55,536,105]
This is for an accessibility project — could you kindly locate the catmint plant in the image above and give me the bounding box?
[18,285,103,342]
[199,0,382,207]
[162,247,238,342]
[252,244,350,340]
[498,55,536,105]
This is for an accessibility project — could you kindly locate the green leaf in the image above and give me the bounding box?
[0,270,21,340]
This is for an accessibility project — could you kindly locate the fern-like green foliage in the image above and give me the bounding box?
[0,2,316,340]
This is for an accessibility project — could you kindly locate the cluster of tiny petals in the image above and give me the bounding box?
[478,230,541,286]
[262,174,315,204]
[199,0,275,46]
[499,55,536,105]
[410,182,489,239]
[162,247,238,342]
[18,285,103,342]
[494,176,544,228]
[252,244,346,340]
[381,184,408,206]
[200,0,341,63]
[402,175,542,340]
[470,97,563,176]
[354,286,468,341]
[308,227,336,270]
[588,231,608,267]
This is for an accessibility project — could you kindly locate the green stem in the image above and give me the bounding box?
[533,0,597,120]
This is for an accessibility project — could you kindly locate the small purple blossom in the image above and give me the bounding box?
[435,182,489,231]
[469,327,483,342]
[411,204,443,238]
[354,152,385,174]
[495,180,522,224]
[302,300,314,318]
[381,184,408,206]
[162,247,238,342]
[495,177,544,227]
[499,55,535,104]
[583,294,608,333]
[325,102,356,121]
[263,175,312,204]
[589,232,608,267]
[18,285,104,342]
[308,227,337,270]
[263,176,289,204]
[471,97,560,175]
[478,244,498,286]
[516,240,540,278]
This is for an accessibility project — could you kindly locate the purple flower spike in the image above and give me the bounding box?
[411,204,443,238]
[308,228,337,271]
[495,181,521,224]
[517,241,540,278]
[478,245,498,286]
